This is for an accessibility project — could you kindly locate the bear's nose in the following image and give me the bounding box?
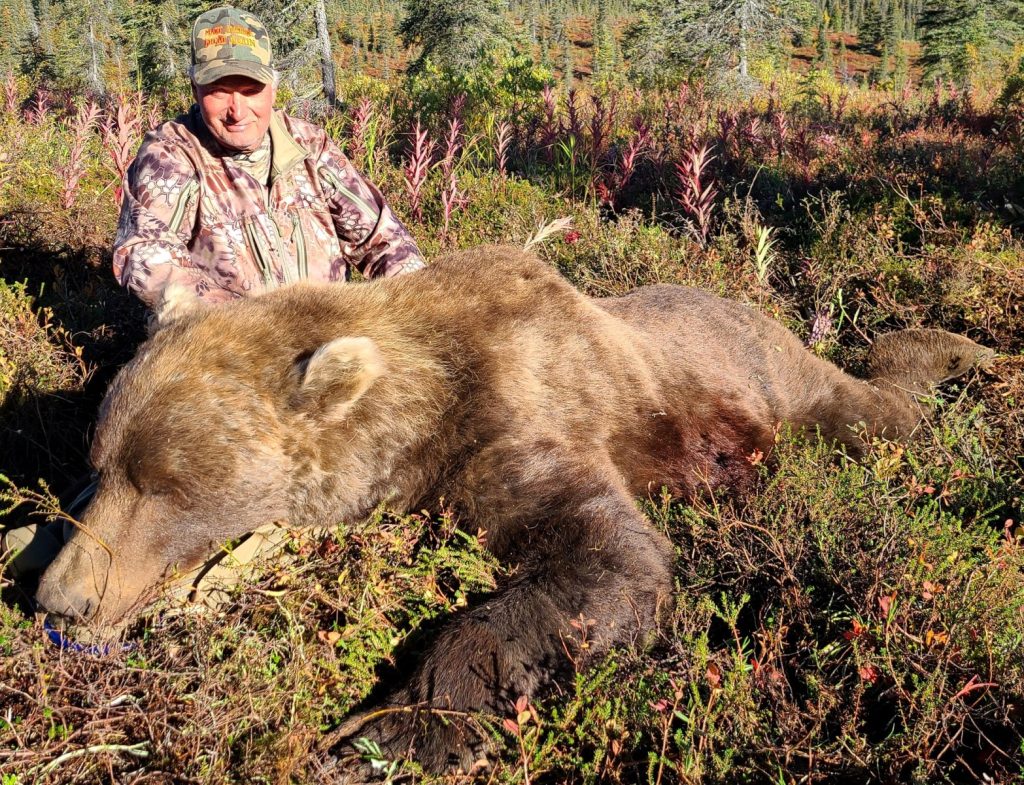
[35,580,97,623]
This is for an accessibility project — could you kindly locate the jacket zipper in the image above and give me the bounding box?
[264,177,301,285]
[291,212,308,280]
[243,219,277,290]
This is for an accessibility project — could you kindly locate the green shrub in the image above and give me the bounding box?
[0,279,82,408]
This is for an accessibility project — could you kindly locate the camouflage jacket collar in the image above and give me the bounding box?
[267,110,307,180]
[185,105,308,181]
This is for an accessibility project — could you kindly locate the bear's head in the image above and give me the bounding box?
[35,291,390,627]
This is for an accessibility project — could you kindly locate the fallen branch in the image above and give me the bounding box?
[34,742,150,777]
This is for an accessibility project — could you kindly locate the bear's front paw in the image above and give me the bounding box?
[326,700,492,777]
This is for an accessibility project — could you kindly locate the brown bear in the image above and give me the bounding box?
[35,245,992,772]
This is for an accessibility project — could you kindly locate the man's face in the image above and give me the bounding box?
[194,74,276,153]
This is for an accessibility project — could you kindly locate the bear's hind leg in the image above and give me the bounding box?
[790,328,993,452]
[867,328,995,393]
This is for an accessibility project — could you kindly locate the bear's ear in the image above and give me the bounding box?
[152,283,201,332]
[293,336,386,420]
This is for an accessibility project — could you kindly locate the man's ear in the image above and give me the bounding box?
[292,337,386,420]
[151,283,201,334]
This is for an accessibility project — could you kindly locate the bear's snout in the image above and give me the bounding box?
[35,575,99,623]
[34,533,131,626]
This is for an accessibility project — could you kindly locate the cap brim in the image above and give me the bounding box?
[192,60,274,86]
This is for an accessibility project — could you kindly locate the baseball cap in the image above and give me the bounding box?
[191,6,275,86]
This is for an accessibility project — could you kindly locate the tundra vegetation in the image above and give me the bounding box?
[1,2,1023,783]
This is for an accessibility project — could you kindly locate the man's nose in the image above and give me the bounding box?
[227,91,244,118]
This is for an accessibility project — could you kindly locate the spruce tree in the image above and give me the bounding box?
[919,0,1023,84]
[881,1,900,50]
[609,31,621,71]
[236,0,323,94]
[623,0,814,86]
[872,42,891,84]
[816,12,834,67]
[592,0,611,76]
[859,0,884,52]
[0,0,36,71]
[621,0,703,86]
[562,28,573,90]
[852,0,865,30]
[892,40,909,88]
[539,28,550,67]
[399,0,514,74]
[831,0,844,30]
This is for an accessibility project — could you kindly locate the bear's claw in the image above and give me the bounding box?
[325,701,492,778]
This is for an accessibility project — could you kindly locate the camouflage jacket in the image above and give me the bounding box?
[113,107,425,307]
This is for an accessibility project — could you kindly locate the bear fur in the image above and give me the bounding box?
[35,245,992,771]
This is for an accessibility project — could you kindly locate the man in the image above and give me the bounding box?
[113,5,424,316]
